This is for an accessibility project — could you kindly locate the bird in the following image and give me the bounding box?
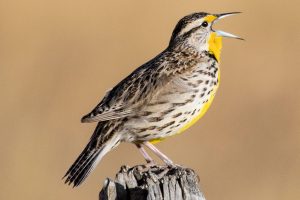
[64,12,242,187]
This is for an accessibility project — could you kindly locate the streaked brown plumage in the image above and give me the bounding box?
[64,12,241,187]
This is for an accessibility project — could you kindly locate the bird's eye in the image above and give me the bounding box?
[201,21,208,27]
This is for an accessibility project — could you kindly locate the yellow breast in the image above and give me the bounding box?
[150,32,222,143]
[150,72,220,144]
[176,32,222,134]
[177,71,220,135]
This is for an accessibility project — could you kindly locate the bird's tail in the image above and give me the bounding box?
[63,124,121,187]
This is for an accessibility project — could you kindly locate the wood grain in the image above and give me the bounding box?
[99,165,206,200]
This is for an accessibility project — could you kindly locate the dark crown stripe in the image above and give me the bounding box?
[169,12,208,44]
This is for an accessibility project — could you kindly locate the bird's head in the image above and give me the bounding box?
[169,12,242,62]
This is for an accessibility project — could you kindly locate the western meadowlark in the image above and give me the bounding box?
[64,12,242,187]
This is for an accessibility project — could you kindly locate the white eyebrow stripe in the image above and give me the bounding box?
[178,19,203,36]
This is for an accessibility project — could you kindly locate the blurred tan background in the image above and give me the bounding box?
[1,0,300,199]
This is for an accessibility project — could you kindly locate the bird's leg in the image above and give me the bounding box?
[143,141,174,166]
[135,143,155,165]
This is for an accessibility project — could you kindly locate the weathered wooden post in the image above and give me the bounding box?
[99,165,206,200]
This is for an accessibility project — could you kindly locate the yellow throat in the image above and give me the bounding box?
[208,32,223,62]
[203,15,223,62]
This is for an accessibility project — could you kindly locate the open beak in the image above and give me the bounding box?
[213,12,244,40]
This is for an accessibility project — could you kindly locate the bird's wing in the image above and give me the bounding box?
[81,49,201,123]
[81,88,134,123]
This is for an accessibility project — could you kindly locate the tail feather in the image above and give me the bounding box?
[73,148,107,186]
[64,132,121,187]
[64,148,100,187]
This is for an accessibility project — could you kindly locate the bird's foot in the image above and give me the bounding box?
[136,161,156,172]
